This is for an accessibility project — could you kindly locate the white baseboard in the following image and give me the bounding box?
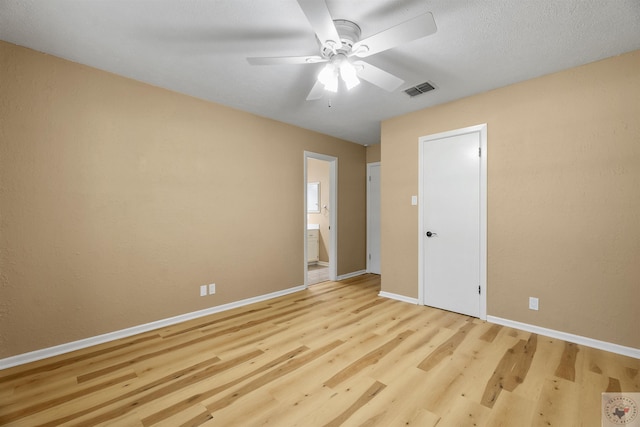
[0,284,307,370]
[487,315,640,359]
[307,261,328,267]
[378,291,419,305]
[336,270,368,281]
[10,284,634,370]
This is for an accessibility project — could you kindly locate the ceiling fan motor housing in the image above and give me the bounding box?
[320,19,361,58]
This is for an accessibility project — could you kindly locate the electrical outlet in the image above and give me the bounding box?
[529,297,539,311]
[208,283,216,295]
[200,285,207,297]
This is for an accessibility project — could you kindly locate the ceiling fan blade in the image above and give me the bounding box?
[306,80,326,101]
[247,56,326,65]
[297,0,342,48]
[353,60,404,92]
[352,12,436,58]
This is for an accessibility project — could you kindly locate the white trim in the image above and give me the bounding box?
[304,152,338,286]
[487,316,640,359]
[418,139,425,305]
[418,124,488,320]
[0,284,307,370]
[479,125,487,320]
[307,261,329,268]
[366,162,381,274]
[379,291,419,305]
[336,270,367,281]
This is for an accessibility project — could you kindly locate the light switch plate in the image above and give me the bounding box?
[411,195,418,205]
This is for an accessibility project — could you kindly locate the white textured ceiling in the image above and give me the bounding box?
[1,0,639,145]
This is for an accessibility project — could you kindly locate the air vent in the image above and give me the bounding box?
[404,81,435,97]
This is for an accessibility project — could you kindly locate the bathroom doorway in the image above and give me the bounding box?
[304,152,337,286]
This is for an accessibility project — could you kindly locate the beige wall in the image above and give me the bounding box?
[381,50,640,349]
[0,41,366,359]
[307,158,330,262]
[366,144,381,163]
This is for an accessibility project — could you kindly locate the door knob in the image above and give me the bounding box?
[426,231,437,237]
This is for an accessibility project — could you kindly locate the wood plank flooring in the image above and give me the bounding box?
[1,274,638,426]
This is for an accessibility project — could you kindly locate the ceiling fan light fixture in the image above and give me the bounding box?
[339,60,360,90]
[318,63,338,92]
[324,74,338,92]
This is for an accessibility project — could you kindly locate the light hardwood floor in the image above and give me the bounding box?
[1,274,638,426]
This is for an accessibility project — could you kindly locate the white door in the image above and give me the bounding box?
[421,128,484,317]
[367,163,381,274]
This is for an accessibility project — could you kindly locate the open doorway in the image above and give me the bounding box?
[304,152,337,286]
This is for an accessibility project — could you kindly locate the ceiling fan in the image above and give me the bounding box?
[247,0,437,100]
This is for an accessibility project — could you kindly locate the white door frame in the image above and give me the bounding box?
[418,124,487,319]
[304,151,338,286]
[367,162,381,274]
